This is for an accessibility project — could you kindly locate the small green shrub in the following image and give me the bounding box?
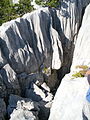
[72,65,89,78]
[35,0,60,8]
[0,0,34,26]
[72,71,84,78]
[43,67,48,74]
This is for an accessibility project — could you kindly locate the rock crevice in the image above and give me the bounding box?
[0,0,90,120]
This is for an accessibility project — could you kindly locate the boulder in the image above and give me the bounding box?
[25,83,46,102]
[25,82,53,102]
[7,94,39,120]
[18,72,44,94]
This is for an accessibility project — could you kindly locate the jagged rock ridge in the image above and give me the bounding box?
[0,0,90,120]
[49,3,90,120]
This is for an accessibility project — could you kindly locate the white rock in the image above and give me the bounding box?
[71,4,90,71]
[49,75,89,120]
[49,3,90,120]
[7,94,39,120]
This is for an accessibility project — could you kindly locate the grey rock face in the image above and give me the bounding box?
[0,0,89,97]
[7,94,39,120]
[18,73,44,95]
[0,8,63,74]
[18,72,53,120]
[0,75,7,98]
[0,98,6,120]
[25,82,53,102]
[0,64,20,97]
[49,3,90,120]
[0,0,90,120]
[0,48,7,69]
[25,83,46,102]
[56,0,90,74]
[71,3,90,71]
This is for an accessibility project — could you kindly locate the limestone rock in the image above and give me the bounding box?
[49,3,90,120]
[25,83,46,102]
[7,94,39,120]
[71,3,90,71]
[18,72,44,95]
[0,98,6,120]
[38,101,52,120]
[49,75,89,120]
[25,82,53,101]
[0,8,63,74]
[41,82,50,92]
[0,64,20,97]
[0,0,90,119]
[0,75,7,98]
[0,48,7,69]
[56,0,90,74]
[0,0,89,97]
[47,69,58,90]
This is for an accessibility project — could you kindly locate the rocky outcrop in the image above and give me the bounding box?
[0,0,89,94]
[49,3,90,120]
[71,3,90,71]
[7,95,39,120]
[0,0,90,120]
[7,94,52,120]
[0,8,63,73]
[0,64,21,98]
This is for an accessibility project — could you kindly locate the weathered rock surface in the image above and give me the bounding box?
[0,0,89,95]
[24,81,53,119]
[0,98,6,120]
[50,0,90,72]
[71,3,90,71]
[49,75,90,120]
[1,0,89,75]
[7,94,52,120]
[49,3,90,120]
[25,83,46,102]
[7,95,39,120]
[0,0,90,120]
[0,48,7,69]
[0,64,20,98]
[0,8,63,74]
[18,73,44,95]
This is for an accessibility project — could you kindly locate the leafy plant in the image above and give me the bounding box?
[72,65,89,78]
[72,70,86,78]
[0,0,34,26]
[35,0,60,8]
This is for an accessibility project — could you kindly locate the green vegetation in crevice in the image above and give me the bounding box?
[72,65,89,78]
